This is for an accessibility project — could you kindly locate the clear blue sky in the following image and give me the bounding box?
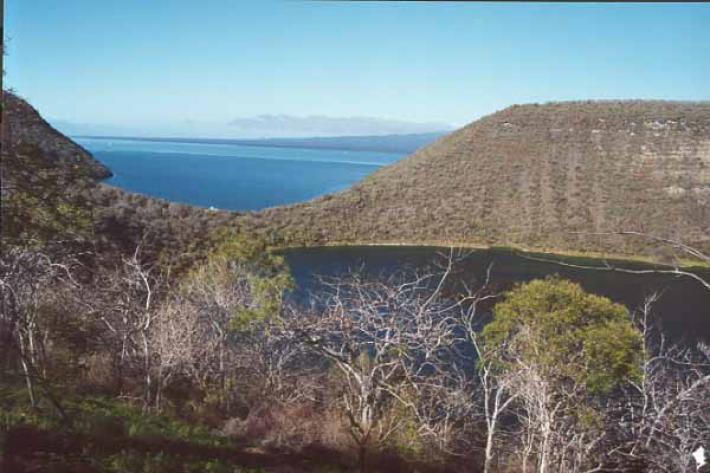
[5,1,710,136]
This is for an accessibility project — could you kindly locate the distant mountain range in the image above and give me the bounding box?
[227,115,452,137]
[51,115,452,141]
[72,132,448,154]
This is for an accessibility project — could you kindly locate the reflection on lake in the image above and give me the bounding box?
[283,246,710,342]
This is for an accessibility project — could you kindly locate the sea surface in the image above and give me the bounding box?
[75,137,403,211]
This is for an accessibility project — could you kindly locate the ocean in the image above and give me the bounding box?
[75,137,404,211]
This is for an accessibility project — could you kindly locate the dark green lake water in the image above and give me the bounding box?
[283,246,710,342]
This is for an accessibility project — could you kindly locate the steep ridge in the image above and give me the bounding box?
[247,101,710,257]
[2,92,112,179]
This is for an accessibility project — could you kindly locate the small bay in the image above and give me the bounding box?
[76,137,403,211]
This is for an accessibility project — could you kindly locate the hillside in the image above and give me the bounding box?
[2,92,112,179]
[1,91,238,267]
[5,93,709,260]
[245,101,710,258]
[3,97,709,473]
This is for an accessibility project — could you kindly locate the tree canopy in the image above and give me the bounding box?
[482,277,643,394]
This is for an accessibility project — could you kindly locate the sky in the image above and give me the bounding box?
[4,1,710,138]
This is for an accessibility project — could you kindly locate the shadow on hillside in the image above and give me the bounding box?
[1,424,474,473]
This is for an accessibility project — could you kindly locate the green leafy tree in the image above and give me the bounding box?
[201,229,293,330]
[481,277,643,472]
[143,231,293,410]
[1,143,95,246]
[483,277,642,393]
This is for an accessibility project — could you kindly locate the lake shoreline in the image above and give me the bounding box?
[281,244,710,341]
[276,240,710,272]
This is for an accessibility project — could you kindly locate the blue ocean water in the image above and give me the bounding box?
[75,137,403,211]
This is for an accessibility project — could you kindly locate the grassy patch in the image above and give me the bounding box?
[0,386,346,473]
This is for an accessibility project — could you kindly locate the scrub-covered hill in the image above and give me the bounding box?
[2,92,112,179]
[247,101,710,258]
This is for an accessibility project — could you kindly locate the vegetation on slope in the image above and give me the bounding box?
[3,93,709,473]
[244,101,710,259]
[2,90,246,271]
[3,93,112,179]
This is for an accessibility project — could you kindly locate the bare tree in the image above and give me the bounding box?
[294,265,462,472]
[453,263,518,473]
[0,248,56,406]
[232,315,321,406]
[145,244,294,412]
[90,247,164,409]
[0,246,78,418]
[608,295,710,472]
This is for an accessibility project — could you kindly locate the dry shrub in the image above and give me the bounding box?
[81,352,116,391]
[222,402,351,453]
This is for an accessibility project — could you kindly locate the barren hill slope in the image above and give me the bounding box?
[247,101,710,257]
